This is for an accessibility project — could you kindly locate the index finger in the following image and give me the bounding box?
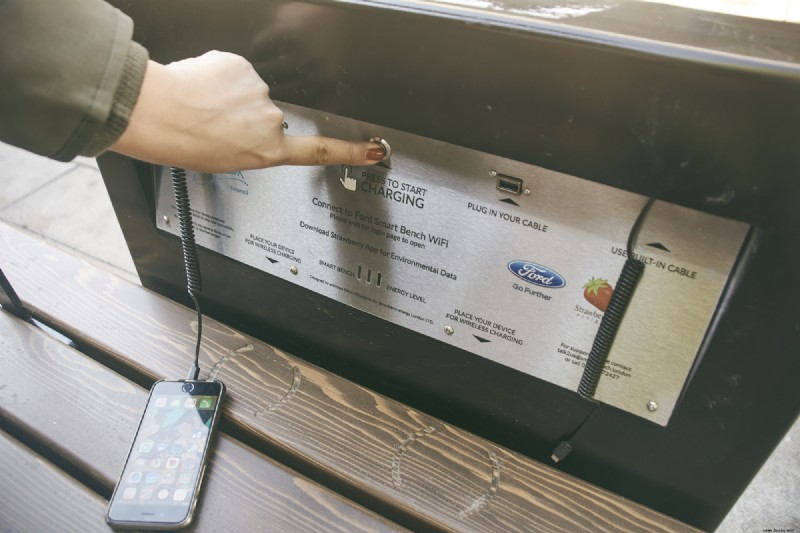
[281,136,386,167]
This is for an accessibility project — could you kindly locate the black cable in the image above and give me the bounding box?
[551,197,655,463]
[577,197,654,399]
[551,403,599,463]
[171,167,203,380]
[627,197,656,259]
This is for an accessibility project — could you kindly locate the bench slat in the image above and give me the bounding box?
[0,311,403,533]
[0,222,697,532]
[0,429,112,533]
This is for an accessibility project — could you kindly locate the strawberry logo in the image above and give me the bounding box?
[583,277,614,312]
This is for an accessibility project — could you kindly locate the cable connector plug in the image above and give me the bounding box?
[550,440,574,463]
[187,364,200,381]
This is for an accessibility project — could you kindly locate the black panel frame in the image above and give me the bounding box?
[101,1,800,529]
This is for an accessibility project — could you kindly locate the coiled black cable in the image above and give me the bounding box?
[171,167,203,380]
[171,168,202,294]
[552,197,655,463]
[576,259,645,398]
[577,197,654,399]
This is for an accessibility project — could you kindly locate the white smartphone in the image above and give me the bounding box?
[106,380,225,529]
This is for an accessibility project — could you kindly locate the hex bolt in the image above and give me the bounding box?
[647,401,658,412]
[524,188,532,196]
[162,215,170,224]
[290,266,299,275]
[444,325,454,336]
[489,169,498,177]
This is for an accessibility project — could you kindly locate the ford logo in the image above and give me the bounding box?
[507,260,566,288]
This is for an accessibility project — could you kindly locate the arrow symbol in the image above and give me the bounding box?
[646,242,670,252]
[473,335,491,343]
[266,257,279,264]
[500,198,520,206]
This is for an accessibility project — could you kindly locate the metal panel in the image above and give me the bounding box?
[155,103,748,424]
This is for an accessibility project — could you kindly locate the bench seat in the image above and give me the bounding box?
[0,222,697,532]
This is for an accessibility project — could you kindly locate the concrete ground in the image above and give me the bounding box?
[0,143,137,284]
[0,141,797,531]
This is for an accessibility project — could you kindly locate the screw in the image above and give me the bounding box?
[524,188,532,196]
[488,169,497,177]
[290,266,298,275]
[647,401,658,412]
[444,325,454,336]
[162,215,170,224]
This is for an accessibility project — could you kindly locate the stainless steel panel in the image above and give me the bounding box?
[155,102,749,425]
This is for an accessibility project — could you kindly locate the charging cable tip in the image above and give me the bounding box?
[551,440,574,463]
[187,364,200,381]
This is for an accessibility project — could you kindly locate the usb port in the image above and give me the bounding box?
[496,174,523,196]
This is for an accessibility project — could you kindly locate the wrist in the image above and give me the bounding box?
[81,42,149,157]
[111,59,182,161]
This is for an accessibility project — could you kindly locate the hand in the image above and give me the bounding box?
[111,51,385,173]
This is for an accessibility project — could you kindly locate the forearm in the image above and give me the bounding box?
[0,0,140,160]
[0,0,383,171]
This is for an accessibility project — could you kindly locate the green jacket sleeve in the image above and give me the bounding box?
[0,0,149,160]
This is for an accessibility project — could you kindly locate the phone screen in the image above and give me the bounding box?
[107,380,224,528]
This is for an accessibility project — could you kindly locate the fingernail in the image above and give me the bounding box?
[366,147,385,161]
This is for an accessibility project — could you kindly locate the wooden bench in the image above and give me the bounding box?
[0,221,699,532]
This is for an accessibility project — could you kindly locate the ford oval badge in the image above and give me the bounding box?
[508,260,566,288]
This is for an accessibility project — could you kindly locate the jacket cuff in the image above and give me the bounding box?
[80,41,149,157]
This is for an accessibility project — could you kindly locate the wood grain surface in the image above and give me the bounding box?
[0,311,403,533]
[0,222,698,533]
[0,429,113,533]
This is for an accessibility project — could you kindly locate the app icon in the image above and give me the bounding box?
[191,430,204,440]
[197,397,216,410]
[128,471,143,483]
[166,457,180,469]
[134,458,147,467]
[155,397,167,408]
[178,473,193,486]
[145,472,159,484]
[157,489,170,501]
[170,399,181,408]
[149,457,162,469]
[140,488,154,500]
[156,440,169,452]
[170,443,184,455]
[173,489,188,502]
[161,471,176,484]
[185,398,197,408]
[182,458,196,470]
[138,440,153,453]
[186,443,199,453]
[122,487,137,500]
[141,422,160,437]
